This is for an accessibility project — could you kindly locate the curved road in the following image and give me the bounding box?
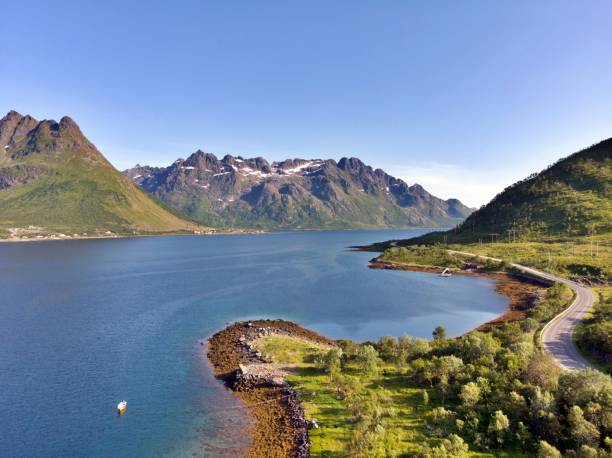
[448,250,594,371]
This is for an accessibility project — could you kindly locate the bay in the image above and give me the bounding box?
[0,230,507,457]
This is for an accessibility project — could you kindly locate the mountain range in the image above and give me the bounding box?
[124,152,473,230]
[0,111,200,236]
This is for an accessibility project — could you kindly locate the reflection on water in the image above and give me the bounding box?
[0,230,506,457]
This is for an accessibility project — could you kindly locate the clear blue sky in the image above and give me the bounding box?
[2,1,611,206]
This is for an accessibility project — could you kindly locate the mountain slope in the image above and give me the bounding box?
[405,138,612,244]
[124,152,473,230]
[0,111,200,235]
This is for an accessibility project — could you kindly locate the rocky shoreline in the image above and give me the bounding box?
[207,319,335,458]
[369,259,549,331]
[206,268,549,456]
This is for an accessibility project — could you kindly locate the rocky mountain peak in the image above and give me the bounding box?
[2,110,24,122]
[124,150,474,230]
[59,116,81,133]
[337,157,366,172]
[1,111,39,149]
[0,111,110,166]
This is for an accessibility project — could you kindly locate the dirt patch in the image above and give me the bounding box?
[207,319,335,458]
[369,259,548,332]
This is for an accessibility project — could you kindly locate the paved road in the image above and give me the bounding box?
[449,250,594,371]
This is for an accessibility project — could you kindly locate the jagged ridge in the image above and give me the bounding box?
[124,151,473,230]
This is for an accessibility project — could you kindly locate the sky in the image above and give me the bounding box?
[2,1,612,207]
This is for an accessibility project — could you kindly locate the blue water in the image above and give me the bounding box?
[0,230,507,457]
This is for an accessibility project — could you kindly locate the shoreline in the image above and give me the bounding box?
[0,226,438,244]
[205,267,549,456]
[368,259,550,331]
[0,229,265,244]
[206,320,335,458]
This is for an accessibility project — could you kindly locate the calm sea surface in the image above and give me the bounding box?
[0,230,507,457]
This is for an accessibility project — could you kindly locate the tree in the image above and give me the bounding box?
[537,440,561,458]
[476,377,491,401]
[316,347,343,378]
[399,334,429,361]
[433,356,464,404]
[457,331,500,366]
[433,325,447,341]
[422,389,429,411]
[509,341,534,366]
[419,434,469,457]
[488,410,510,447]
[529,388,562,442]
[459,382,481,408]
[442,434,469,457]
[527,352,561,391]
[515,421,532,451]
[573,445,598,458]
[558,369,612,408]
[505,391,527,420]
[355,345,381,377]
[568,405,600,448]
[347,389,397,457]
[378,335,400,364]
[426,407,456,435]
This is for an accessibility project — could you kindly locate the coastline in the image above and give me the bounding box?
[205,263,552,457]
[0,229,265,244]
[368,259,550,331]
[206,320,335,458]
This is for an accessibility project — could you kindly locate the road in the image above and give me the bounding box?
[448,250,594,371]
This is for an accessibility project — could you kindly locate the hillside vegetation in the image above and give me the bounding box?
[575,287,612,373]
[443,138,611,242]
[373,139,612,283]
[255,284,612,457]
[0,111,202,237]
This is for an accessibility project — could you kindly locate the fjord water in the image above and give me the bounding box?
[0,230,507,457]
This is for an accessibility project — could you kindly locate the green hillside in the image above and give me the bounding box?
[0,111,201,237]
[412,138,612,244]
[367,138,612,282]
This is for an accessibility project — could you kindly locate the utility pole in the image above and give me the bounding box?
[506,229,518,243]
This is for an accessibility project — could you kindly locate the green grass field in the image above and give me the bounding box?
[444,239,611,283]
[381,237,611,283]
[254,335,528,457]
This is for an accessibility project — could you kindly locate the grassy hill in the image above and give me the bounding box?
[429,138,611,243]
[0,111,202,237]
[368,138,612,282]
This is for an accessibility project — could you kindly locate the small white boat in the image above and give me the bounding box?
[440,268,452,277]
[117,400,127,415]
